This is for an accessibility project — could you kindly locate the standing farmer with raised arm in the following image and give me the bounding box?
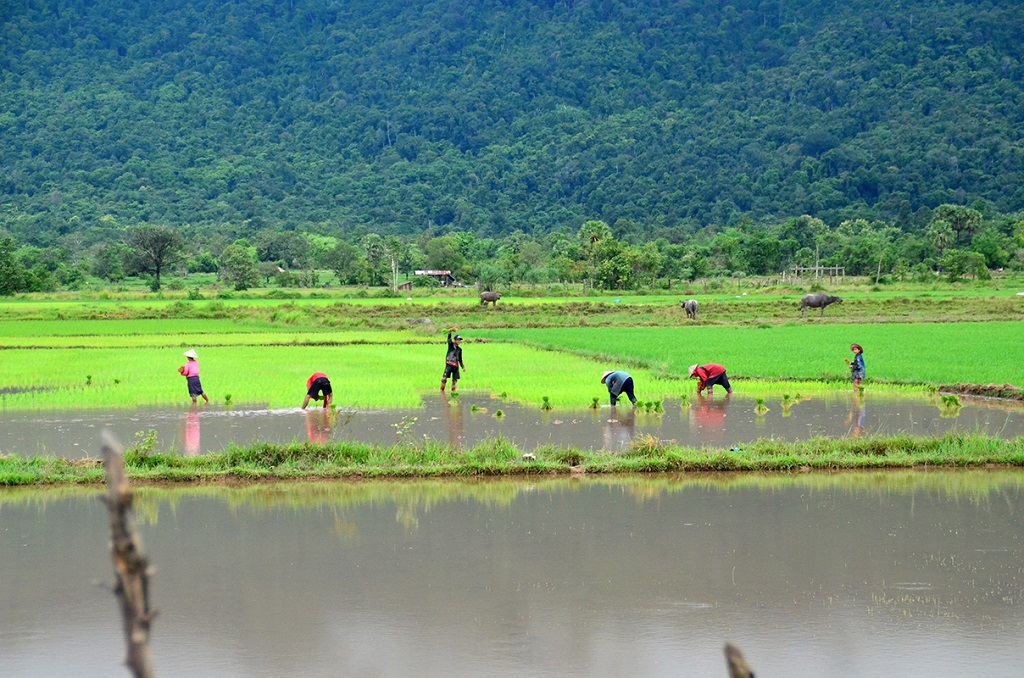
[440,328,466,392]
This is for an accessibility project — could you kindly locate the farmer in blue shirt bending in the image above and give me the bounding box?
[601,370,637,407]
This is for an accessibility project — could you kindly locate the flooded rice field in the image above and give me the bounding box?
[2,473,1023,676]
[2,392,1023,458]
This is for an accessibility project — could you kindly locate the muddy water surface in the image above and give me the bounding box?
[2,473,1022,677]
[2,393,1023,457]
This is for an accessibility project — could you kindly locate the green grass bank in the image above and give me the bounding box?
[3,432,1023,486]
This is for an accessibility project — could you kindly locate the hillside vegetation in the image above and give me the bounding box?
[3,0,1024,242]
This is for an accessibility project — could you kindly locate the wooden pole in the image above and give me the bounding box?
[102,430,157,678]
[724,642,755,678]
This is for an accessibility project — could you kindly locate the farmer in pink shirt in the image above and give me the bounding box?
[178,349,210,404]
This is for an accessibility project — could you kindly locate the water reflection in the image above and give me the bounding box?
[603,406,636,450]
[689,393,730,442]
[3,393,1024,458]
[2,472,1023,677]
[847,395,867,437]
[440,391,464,447]
[180,408,202,455]
[305,409,331,445]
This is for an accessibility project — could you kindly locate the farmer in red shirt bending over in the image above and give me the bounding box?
[302,372,333,409]
[688,363,733,395]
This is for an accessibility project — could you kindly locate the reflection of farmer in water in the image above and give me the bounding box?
[305,408,331,444]
[846,396,866,437]
[602,406,636,451]
[182,408,201,455]
[440,328,466,393]
[691,394,729,434]
[440,390,465,447]
[601,370,638,407]
[302,372,333,409]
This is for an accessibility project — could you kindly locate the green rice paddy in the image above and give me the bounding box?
[1,297,1022,411]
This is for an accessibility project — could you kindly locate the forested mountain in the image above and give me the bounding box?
[2,0,1024,246]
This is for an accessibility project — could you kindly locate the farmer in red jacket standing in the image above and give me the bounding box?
[688,363,733,395]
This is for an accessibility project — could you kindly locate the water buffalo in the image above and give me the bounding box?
[681,299,699,319]
[479,291,502,306]
[800,293,842,317]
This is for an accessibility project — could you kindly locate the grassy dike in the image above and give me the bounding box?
[3,431,1024,486]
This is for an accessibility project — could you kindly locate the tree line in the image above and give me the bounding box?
[2,205,1021,295]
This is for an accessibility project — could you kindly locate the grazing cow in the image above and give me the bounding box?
[479,291,502,306]
[681,299,699,319]
[800,293,842,317]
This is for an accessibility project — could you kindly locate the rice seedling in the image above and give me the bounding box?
[392,416,418,445]
[755,397,769,414]
[589,397,600,409]
[541,396,553,411]
[494,409,504,418]
[679,393,691,408]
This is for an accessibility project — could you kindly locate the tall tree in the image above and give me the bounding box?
[125,225,183,291]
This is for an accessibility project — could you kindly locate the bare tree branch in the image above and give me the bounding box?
[102,430,157,678]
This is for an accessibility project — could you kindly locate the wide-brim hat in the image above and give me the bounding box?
[687,364,698,377]
[601,370,613,383]
[183,349,199,359]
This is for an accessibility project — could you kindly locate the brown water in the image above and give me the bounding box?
[2,393,1023,458]
[1,473,1022,676]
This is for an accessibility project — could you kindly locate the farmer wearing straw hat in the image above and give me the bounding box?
[178,349,209,404]
[688,363,733,396]
[601,370,637,407]
[440,327,466,392]
[302,372,333,409]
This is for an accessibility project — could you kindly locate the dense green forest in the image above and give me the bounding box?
[3,0,1024,243]
[2,0,1024,293]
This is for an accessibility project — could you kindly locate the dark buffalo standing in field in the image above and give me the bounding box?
[800,294,842,317]
[681,299,699,319]
[479,291,502,306]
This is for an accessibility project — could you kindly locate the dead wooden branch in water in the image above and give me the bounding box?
[102,430,156,678]
[724,642,755,678]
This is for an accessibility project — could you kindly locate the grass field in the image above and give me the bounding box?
[476,322,1024,388]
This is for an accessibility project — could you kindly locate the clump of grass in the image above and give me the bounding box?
[755,397,769,414]
[680,393,691,409]
[224,393,233,406]
[653,399,663,413]
[939,394,963,418]
[541,396,553,411]
[589,397,600,409]
[625,434,667,458]
[494,409,504,418]
[85,374,92,386]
